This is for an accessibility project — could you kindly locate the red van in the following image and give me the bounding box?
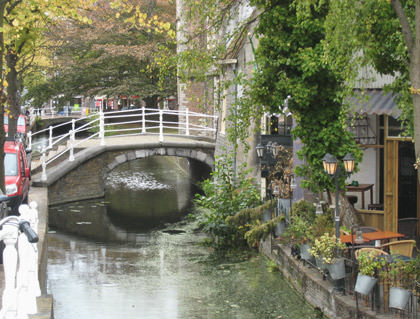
[4,139,31,213]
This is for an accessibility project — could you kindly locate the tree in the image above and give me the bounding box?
[322,0,420,183]
[24,0,177,108]
[249,0,361,193]
[0,0,95,193]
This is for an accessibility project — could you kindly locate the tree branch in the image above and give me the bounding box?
[390,0,413,55]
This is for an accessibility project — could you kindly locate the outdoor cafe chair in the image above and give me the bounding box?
[354,247,389,260]
[380,240,416,258]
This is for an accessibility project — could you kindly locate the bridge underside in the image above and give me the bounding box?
[38,145,214,206]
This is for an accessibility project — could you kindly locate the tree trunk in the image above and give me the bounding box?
[6,49,19,139]
[413,1,420,185]
[0,0,7,194]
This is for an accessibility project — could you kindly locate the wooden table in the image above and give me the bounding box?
[340,231,404,244]
[361,231,404,242]
[340,234,369,244]
[345,184,374,209]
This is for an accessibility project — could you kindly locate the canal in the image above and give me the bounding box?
[47,157,321,319]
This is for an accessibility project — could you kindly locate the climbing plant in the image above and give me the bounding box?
[249,0,361,193]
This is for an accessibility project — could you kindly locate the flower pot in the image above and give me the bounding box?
[354,274,377,295]
[326,258,346,280]
[315,257,327,270]
[300,244,312,261]
[274,220,286,237]
[389,287,411,310]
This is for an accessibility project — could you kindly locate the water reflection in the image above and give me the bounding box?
[49,157,194,239]
[48,156,319,319]
[48,223,318,319]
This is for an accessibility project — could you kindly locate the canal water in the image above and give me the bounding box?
[47,157,320,319]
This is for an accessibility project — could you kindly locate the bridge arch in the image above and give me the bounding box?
[36,141,215,206]
[105,146,214,176]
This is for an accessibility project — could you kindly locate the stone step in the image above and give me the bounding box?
[29,295,53,319]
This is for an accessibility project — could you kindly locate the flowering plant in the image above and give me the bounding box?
[308,232,345,264]
[357,250,386,277]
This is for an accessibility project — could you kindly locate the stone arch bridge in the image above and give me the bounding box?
[32,135,215,206]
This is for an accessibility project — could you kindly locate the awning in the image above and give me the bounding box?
[349,89,400,118]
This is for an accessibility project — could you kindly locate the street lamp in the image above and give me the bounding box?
[256,141,282,200]
[322,153,355,242]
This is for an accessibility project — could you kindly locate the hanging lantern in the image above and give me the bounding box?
[343,153,355,174]
[322,153,338,176]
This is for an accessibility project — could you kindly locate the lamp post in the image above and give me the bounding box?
[322,152,355,242]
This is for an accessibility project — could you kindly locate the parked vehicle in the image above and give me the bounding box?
[4,114,27,135]
[4,138,31,213]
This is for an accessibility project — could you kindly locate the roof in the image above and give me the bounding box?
[348,89,400,118]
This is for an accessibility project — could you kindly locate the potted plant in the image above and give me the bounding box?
[281,214,314,260]
[385,256,419,310]
[308,232,346,280]
[354,250,386,295]
[280,200,317,260]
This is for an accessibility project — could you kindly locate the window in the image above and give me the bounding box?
[4,153,17,176]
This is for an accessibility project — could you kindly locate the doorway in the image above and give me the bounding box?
[398,141,417,219]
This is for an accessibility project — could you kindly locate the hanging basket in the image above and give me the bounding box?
[300,243,312,261]
[326,258,346,280]
[354,274,377,295]
[389,287,411,310]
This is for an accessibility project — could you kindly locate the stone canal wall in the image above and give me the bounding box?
[260,238,395,319]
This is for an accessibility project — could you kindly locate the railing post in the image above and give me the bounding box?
[48,126,53,149]
[41,148,47,182]
[0,222,19,319]
[69,130,75,161]
[17,204,39,317]
[185,108,189,136]
[28,202,41,298]
[27,131,32,150]
[142,107,146,133]
[99,110,105,146]
[159,109,164,142]
[72,118,76,132]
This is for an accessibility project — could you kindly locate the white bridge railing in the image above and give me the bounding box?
[29,107,218,182]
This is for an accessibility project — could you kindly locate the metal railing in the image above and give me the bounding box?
[29,107,218,182]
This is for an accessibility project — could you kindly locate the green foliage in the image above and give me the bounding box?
[24,0,177,107]
[266,258,280,272]
[193,153,260,247]
[243,215,284,247]
[281,200,335,248]
[356,250,386,277]
[308,232,345,264]
[324,0,413,136]
[250,0,362,193]
[383,255,420,289]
